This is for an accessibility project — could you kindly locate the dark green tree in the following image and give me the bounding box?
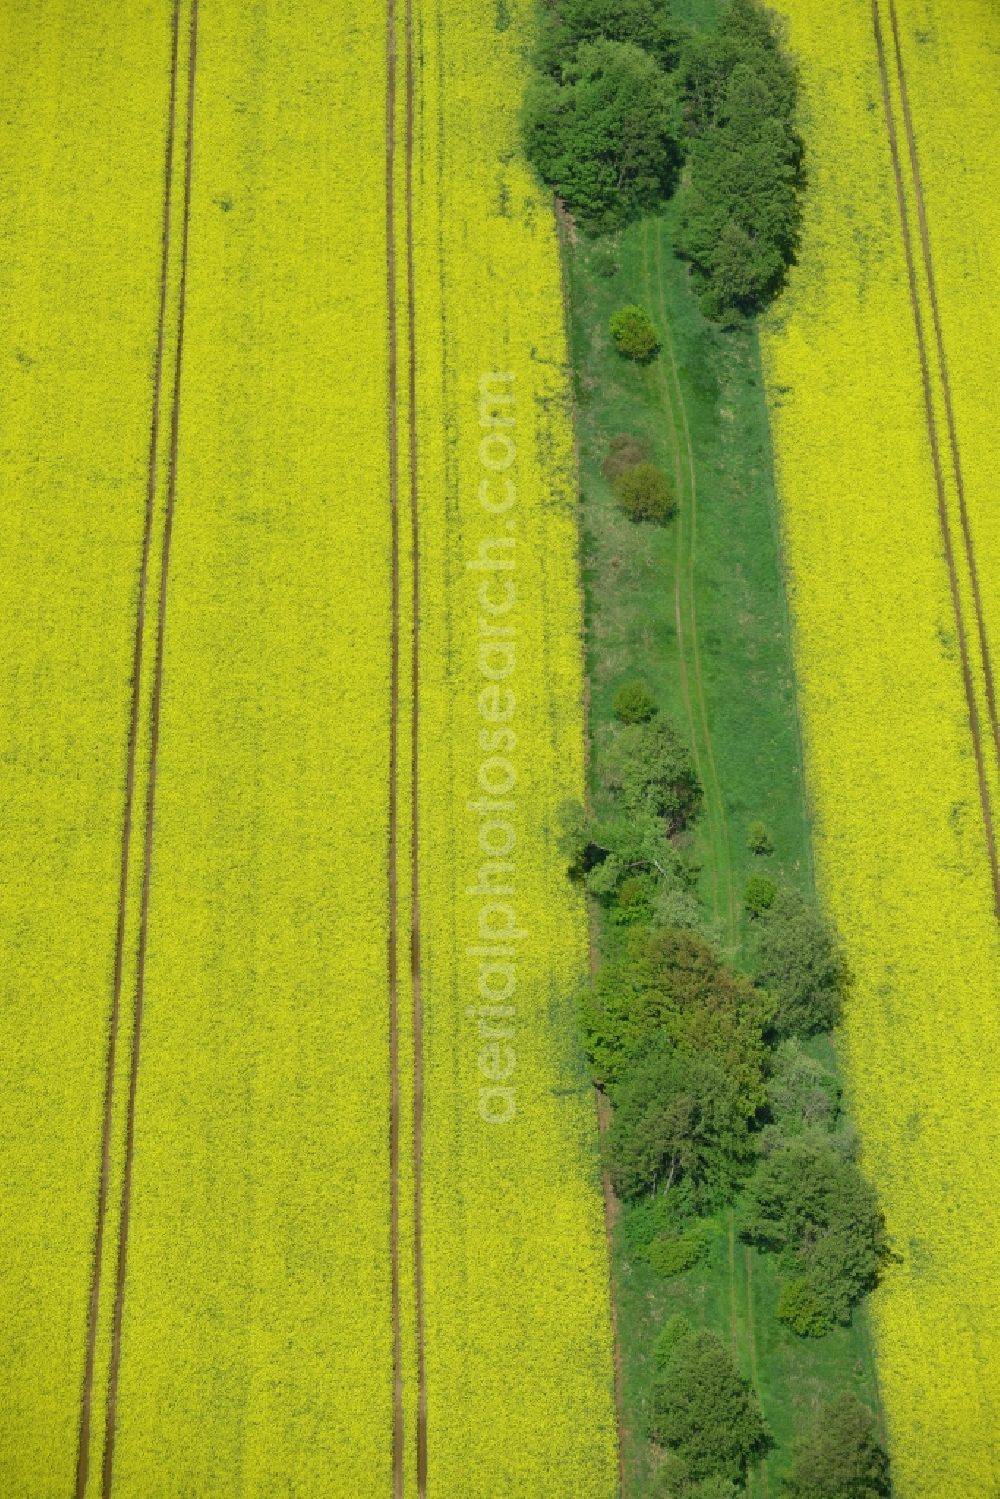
[752,887,847,1038]
[674,0,802,319]
[522,40,683,230]
[649,1327,767,1480]
[533,0,686,77]
[741,1141,889,1330]
[784,1392,891,1499]
[608,1033,753,1203]
[581,925,771,1116]
[601,712,702,832]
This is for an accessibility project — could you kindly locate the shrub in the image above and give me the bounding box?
[645,1221,712,1277]
[752,887,847,1037]
[614,679,657,724]
[610,303,661,360]
[653,1313,693,1371]
[648,1327,767,1480]
[776,1275,831,1337]
[522,43,682,231]
[747,819,773,855]
[784,1392,891,1499]
[744,873,777,918]
[614,462,675,522]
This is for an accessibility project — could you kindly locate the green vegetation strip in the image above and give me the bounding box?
[563,203,886,1494]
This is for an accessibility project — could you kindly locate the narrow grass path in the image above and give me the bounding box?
[639,221,738,951]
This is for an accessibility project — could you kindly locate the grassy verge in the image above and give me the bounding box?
[563,203,885,1494]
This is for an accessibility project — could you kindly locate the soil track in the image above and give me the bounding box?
[872,0,1000,920]
[384,0,405,1488]
[886,0,1000,793]
[403,0,427,1483]
[74,2,184,1493]
[100,4,200,1493]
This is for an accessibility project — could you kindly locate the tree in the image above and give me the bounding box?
[608,1033,753,1203]
[741,1141,889,1330]
[784,1393,891,1499]
[752,887,847,1038]
[614,679,658,724]
[649,1327,767,1480]
[610,304,661,360]
[533,0,686,77]
[674,0,802,319]
[581,925,771,1111]
[614,462,675,521]
[601,712,702,833]
[523,41,683,229]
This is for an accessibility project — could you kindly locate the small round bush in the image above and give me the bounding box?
[614,679,657,724]
[747,819,773,856]
[613,463,675,523]
[609,304,659,361]
[744,873,778,919]
[645,1223,712,1278]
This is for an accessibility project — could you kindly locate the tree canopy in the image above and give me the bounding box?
[522,39,683,230]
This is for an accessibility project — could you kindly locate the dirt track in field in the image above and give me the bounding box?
[885,0,1000,798]
[872,0,1000,920]
[403,0,428,1483]
[74,2,185,1493]
[99,4,201,1494]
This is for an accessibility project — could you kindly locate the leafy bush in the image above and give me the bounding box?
[645,1221,712,1277]
[752,887,847,1037]
[649,1327,767,1480]
[742,1141,890,1329]
[614,462,676,522]
[653,1313,694,1371]
[614,679,657,724]
[522,43,682,230]
[747,819,773,855]
[784,1392,891,1499]
[776,1275,831,1337]
[744,873,777,917]
[674,0,802,320]
[610,303,661,360]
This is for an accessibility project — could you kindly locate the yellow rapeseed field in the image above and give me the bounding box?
[0,4,177,1491]
[763,1,1000,1491]
[103,3,397,1494]
[411,0,620,1491]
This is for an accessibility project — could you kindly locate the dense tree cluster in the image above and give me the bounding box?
[522,0,803,316]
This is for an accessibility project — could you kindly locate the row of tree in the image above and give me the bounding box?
[560,683,892,1490]
[522,0,804,319]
